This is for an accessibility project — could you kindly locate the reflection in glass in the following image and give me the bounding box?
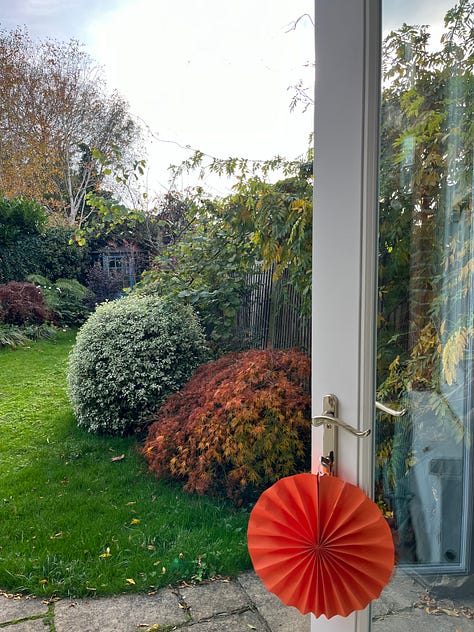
[376,1,473,573]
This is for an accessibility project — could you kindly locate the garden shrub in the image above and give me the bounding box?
[0,197,47,246]
[27,274,91,326]
[0,324,29,348]
[0,281,52,325]
[67,293,208,435]
[0,322,57,348]
[0,226,91,285]
[84,262,126,307]
[143,348,311,503]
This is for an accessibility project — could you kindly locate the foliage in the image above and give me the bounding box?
[87,189,191,255]
[131,152,313,353]
[0,26,140,226]
[84,262,127,307]
[0,225,92,285]
[144,348,311,504]
[67,294,208,435]
[138,195,257,353]
[377,7,474,394]
[0,322,57,348]
[73,180,146,248]
[0,281,53,326]
[0,323,29,348]
[0,331,250,597]
[231,164,313,315]
[168,149,313,318]
[27,274,91,326]
[374,5,474,527]
[0,197,47,246]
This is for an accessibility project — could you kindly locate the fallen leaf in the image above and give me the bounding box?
[126,501,136,506]
[126,578,136,585]
[99,547,112,558]
[130,518,141,525]
[39,579,48,585]
[110,454,125,462]
[439,608,459,617]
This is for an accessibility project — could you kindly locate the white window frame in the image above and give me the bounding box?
[312,1,381,630]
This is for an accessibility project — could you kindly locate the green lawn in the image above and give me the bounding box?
[0,330,250,597]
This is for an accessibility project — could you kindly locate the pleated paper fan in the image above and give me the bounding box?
[247,473,394,619]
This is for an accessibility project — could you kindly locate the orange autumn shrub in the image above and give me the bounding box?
[143,348,311,503]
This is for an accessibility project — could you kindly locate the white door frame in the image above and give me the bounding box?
[312,1,381,630]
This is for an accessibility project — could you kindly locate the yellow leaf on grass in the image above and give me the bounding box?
[126,578,136,585]
[39,579,48,584]
[99,547,112,558]
[130,518,141,525]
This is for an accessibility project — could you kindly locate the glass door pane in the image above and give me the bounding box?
[374,1,474,629]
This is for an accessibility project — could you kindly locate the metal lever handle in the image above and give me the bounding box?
[312,414,371,437]
[375,401,406,417]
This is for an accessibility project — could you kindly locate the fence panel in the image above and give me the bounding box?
[236,266,311,355]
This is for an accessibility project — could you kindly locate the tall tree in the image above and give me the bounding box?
[0,27,140,226]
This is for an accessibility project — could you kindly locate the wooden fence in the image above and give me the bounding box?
[236,266,311,355]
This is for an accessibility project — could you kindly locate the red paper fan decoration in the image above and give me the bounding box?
[247,473,394,619]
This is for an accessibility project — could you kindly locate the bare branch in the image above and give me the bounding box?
[285,13,314,33]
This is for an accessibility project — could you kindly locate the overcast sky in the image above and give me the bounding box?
[0,0,314,196]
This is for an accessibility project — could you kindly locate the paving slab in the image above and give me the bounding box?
[0,596,48,624]
[2,621,50,632]
[373,607,474,632]
[187,610,265,631]
[372,572,424,617]
[54,591,188,632]
[238,571,310,632]
[178,579,250,620]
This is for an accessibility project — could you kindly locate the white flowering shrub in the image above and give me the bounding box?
[67,294,207,435]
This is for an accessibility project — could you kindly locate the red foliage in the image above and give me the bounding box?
[144,348,311,503]
[0,281,52,325]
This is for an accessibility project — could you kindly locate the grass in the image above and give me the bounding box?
[0,330,251,598]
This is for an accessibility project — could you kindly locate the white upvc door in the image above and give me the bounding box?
[311,2,380,629]
[312,1,474,632]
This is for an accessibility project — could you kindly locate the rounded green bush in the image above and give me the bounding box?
[67,294,208,435]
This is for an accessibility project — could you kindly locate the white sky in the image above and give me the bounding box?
[0,0,314,197]
[0,1,455,198]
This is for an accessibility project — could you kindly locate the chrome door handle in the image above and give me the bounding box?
[375,401,406,416]
[312,395,407,476]
[312,396,406,435]
[312,414,371,437]
[312,394,371,438]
